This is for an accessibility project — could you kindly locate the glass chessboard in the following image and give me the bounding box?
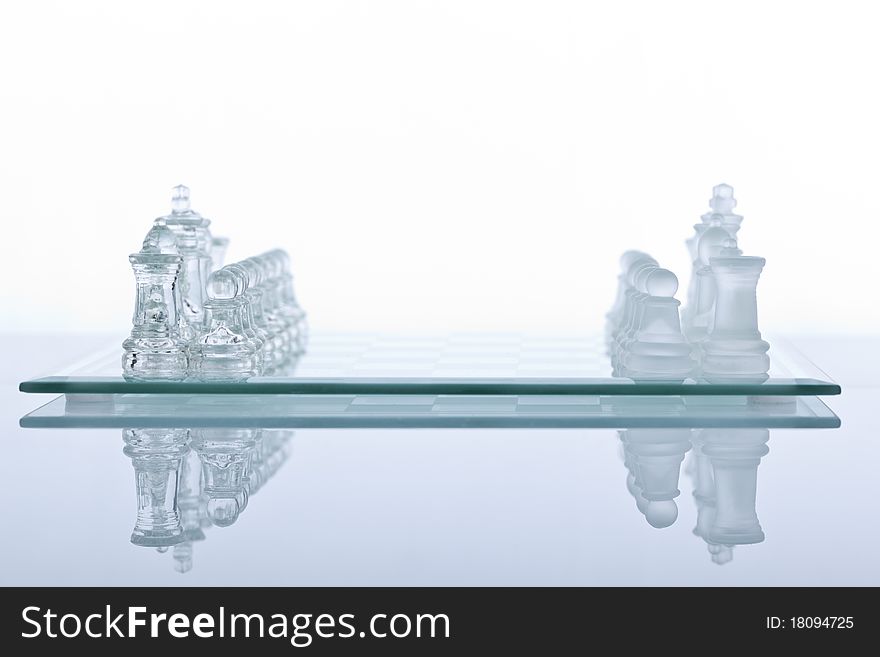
[20,393,839,429]
[18,332,839,397]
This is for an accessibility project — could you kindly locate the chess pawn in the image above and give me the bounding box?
[223,263,266,363]
[250,255,292,362]
[701,428,769,545]
[122,428,190,547]
[122,250,188,381]
[237,259,283,372]
[682,222,729,342]
[263,250,304,362]
[611,254,658,372]
[210,236,230,272]
[154,185,213,341]
[620,268,695,381]
[188,269,261,381]
[606,251,651,351]
[619,430,650,517]
[190,428,258,528]
[701,239,771,383]
[274,249,309,355]
[622,429,692,528]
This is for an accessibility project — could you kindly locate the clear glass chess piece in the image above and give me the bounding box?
[122,248,188,381]
[122,428,190,547]
[249,255,292,363]
[237,258,282,372]
[154,185,213,341]
[190,428,257,528]
[188,268,262,381]
[275,250,309,355]
[210,236,230,272]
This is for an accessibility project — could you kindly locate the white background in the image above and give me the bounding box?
[1,1,877,335]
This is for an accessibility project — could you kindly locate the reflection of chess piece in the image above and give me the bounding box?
[122,249,188,381]
[701,428,769,545]
[154,185,213,341]
[190,429,258,528]
[700,240,771,383]
[620,429,692,528]
[171,450,207,574]
[687,430,734,565]
[122,428,190,547]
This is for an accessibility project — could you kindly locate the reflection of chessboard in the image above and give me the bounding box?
[292,333,614,379]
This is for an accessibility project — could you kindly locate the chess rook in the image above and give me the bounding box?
[700,238,771,383]
[122,428,190,547]
[122,251,188,381]
[701,428,769,545]
[687,429,734,565]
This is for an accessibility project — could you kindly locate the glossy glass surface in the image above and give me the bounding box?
[19,333,840,396]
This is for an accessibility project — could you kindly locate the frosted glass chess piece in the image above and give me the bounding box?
[619,268,695,381]
[611,254,658,372]
[122,245,188,381]
[190,429,257,528]
[154,185,213,341]
[682,221,730,341]
[701,428,769,546]
[702,183,743,239]
[620,429,692,528]
[687,430,734,565]
[606,251,651,352]
[210,236,230,272]
[122,428,190,547]
[700,239,771,383]
[619,430,649,516]
[188,268,262,381]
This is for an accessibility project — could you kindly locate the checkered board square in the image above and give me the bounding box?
[292,333,613,379]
